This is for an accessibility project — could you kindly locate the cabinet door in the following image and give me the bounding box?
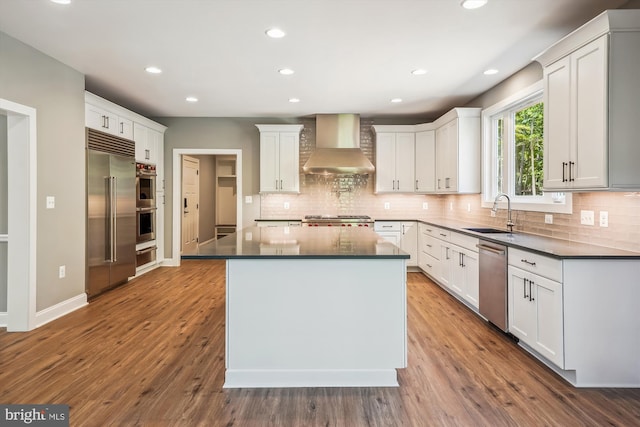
[133,123,149,162]
[85,104,115,134]
[572,36,608,188]
[377,232,399,246]
[118,117,134,140]
[543,57,572,189]
[375,133,396,192]
[444,120,459,192]
[532,275,564,367]
[508,266,536,342]
[462,249,479,308]
[147,129,163,169]
[278,132,299,192]
[395,133,415,192]
[435,123,451,192]
[438,243,452,288]
[400,222,417,267]
[260,132,279,192]
[415,130,435,192]
[449,246,464,296]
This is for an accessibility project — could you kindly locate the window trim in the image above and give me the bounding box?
[481,81,572,214]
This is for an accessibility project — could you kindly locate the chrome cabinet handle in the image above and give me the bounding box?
[521,259,536,266]
[529,280,535,302]
[523,278,528,299]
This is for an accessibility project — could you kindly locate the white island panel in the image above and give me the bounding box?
[225,258,407,388]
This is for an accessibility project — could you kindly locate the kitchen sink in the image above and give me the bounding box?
[464,227,512,234]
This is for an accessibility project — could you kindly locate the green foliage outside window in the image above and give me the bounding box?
[514,102,544,195]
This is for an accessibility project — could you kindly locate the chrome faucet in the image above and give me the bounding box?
[492,193,514,233]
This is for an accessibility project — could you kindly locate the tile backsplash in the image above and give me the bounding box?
[260,118,640,253]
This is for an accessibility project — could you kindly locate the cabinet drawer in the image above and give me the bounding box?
[419,252,439,278]
[375,221,401,232]
[419,222,442,237]
[450,231,478,252]
[421,235,440,259]
[509,248,563,282]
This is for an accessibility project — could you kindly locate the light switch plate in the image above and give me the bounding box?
[46,196,55,209]
[580,210,595,226]
[384,202,390,210]
[284,202,290,210]
[545,214,553,224]
[245,196,253,204]
[422,202,428,210]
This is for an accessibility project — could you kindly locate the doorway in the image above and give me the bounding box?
[172,149,242,266]
[0,98,37,331]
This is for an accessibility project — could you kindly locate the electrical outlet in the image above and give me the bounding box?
[544,214,553,224]
[46,196,55,209]
[467,203,471,212]
[384,202,390,210]
[490,210,496,217]
[449,202,453,211]
[422,202,428,210]
[599,211,609,227]
[59,265,66,279]
[283,202,290,210]
[580,210,595,226]
[245,195,253,204]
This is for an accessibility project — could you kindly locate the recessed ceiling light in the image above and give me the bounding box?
[278,68,294,75]
[145,66,162,74]
[483,68,499,75]
[288,98,300,103]
[391,98,403,103]
[50,0,71,4]
[186,96,198,103]
[461,0,488,9]
[411,69,428,76]
[266,28,286,38]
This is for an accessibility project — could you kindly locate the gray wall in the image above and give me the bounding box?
[193,155,216,243]
[0,32,86,311]
[0,114,7,311]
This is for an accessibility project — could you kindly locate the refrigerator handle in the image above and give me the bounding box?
[112,176,117,262]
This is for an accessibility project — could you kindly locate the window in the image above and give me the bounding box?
[482,81,572,214]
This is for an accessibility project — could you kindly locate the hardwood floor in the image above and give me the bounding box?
[1,260,638,426]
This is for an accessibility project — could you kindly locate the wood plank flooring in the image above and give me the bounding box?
[1,260,639,426]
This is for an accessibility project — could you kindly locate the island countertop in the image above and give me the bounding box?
[185,226,410,259]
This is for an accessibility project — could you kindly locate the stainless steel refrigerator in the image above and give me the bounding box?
[86,128,136,298]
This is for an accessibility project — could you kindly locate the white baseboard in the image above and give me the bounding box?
[35,293,88,328]
[0,312,7,328]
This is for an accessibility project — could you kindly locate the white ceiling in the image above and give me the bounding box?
[0,0,629,119]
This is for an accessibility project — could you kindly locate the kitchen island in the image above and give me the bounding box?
[187,226,409,388]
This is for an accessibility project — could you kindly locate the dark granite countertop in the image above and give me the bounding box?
[414,218,640,260]
[184,226,410,259]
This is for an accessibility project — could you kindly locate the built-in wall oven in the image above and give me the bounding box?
[136,163,157,267]
[136,162,156,208]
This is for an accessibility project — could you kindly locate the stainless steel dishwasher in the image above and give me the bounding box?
[477,240,508,331]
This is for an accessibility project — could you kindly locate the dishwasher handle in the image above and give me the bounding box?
[477,243,506,256]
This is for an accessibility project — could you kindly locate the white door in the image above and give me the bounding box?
[181,156,199,255]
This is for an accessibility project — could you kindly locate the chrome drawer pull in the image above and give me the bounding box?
[521,259,536,266]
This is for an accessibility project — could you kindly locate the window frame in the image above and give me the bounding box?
[481,81,572,214]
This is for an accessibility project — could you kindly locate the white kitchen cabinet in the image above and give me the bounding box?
[134,123,162,165]
[85,103,133,140]
[256,125,303,193]
[417,223,440,278]
[508,265,564,368]
[374,221,417,267]
[434,108,481,194]
[414,130,435,193]
[373,132,415,193]
[535,10,640,190]
[449,245,479,309]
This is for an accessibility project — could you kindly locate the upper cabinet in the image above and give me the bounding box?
[85,103,133,140]
[535,10,640,191]
[434,108,481,194]
[414,129,436,193]
[256,124,303,193]
[372,130,415,193]
[85,91,166,173]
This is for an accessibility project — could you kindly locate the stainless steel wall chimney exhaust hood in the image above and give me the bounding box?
[302,114,375,175]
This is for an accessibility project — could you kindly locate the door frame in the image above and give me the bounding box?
[171,149,242,267]
[180,155,200,255]
[1,98,37,331]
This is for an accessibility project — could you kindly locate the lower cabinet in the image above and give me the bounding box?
[508,265,564,368]
[375,221,417,267]
[449,246,479,308]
